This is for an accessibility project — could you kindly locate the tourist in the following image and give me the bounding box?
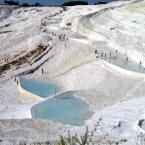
[42,68,44,75]
[109,52,111,58]
[58,35,60,40]
[139,61,142,69]
[140,61,142,65]
[95,50,97,54]
[5,58,8,62]
[126,57,128,61]
[125,57,128,65]
[101,52,103,58]
[16,80,19,85]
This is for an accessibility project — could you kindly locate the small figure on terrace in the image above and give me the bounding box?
[101,52,103,58]
[95,50,97,54]
[109,52,111,58]
[42,68,44,75]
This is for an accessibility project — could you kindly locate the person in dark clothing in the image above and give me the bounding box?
[42,68,44,75]
[95,50,97,54]
[139,61,142,70]
[109,52,111,58]
[101,52,103,58]
[140,61,142,65]
[125,57,128,66]
[17,80,19,85]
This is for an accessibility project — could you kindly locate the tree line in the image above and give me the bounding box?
[3,0,107,7]
[4,0,42,7]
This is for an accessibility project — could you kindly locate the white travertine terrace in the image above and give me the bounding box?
[0,0,145,144]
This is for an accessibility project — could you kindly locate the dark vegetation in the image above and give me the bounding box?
[58,127,89,145]
[57,126,128,145]
[4,0,19,5]
[94,1,107,5]
[3,0,110,6]
[62,1,88,6]
[3,0,43,7]
[3,0,88,6]
[21,2,42,7]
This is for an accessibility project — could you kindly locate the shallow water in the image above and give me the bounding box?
[31,92,93,126]
[105,57,145,74]
[19,77,58,98]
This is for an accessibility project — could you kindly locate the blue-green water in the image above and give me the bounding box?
[31,92,93,126]
[19,77,58,98]
[105,58,145,74]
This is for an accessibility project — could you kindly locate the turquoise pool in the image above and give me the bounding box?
[19,77,58,98]
[31,92,93,126]
[106,58,145,74]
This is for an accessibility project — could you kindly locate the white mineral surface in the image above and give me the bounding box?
[0,0,145,144]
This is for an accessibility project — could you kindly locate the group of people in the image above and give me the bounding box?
[42,27,69,41]
[43,30,69,49]
[95,49,124,60]
[58,34,68,41]
[95,49,109,60]
[95,49,143,70]
[95,49,128,62]
[14,77,19,85]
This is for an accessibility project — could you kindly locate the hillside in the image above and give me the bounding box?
[0,0,145,144]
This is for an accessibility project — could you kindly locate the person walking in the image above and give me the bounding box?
[42,68,44,75]
[125,57,128,66]
[95,50,97,54]
[109,52,111,58]
[139,61,142,70]
[140,61,142,65]
[16,79,19,85]
[109,52,111,62]
[101,52,103,59]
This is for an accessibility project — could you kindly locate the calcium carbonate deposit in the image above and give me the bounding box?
[0,0,145,144]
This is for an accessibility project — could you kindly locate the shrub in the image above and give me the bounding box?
[58,127,89,145]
